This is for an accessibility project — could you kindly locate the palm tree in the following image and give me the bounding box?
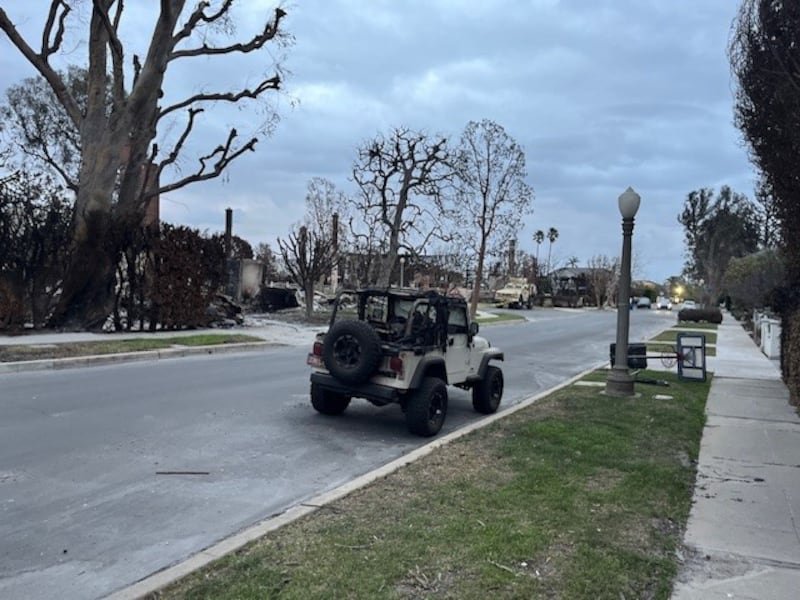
[533,230,545,275]
[545,227,559,276]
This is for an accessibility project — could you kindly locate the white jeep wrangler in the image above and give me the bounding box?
[307,288,505,436]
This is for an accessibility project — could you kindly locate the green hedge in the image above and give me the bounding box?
[677,307,723,324]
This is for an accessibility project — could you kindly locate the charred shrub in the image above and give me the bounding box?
[148,224,224,329]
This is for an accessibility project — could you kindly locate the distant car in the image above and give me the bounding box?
[681,300,697,310]
[636,297,651,309]
[656,297,672,310]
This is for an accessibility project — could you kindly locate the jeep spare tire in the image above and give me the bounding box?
[323,320,383,384]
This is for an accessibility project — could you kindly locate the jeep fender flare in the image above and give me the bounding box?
[408,356,448,389]
[477,350,504,380]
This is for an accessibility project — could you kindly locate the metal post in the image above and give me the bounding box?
[399,256,406,288]
[606,187,640,397]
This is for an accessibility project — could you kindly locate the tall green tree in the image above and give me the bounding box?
[730,0,800,400]
[0,66,90,188]
[724,249,784,312]
[545,227,559,276]
[678,186,760,303]
[533,229,545,275]
[0,3,289,330]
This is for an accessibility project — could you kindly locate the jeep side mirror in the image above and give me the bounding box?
[470,321,479,336]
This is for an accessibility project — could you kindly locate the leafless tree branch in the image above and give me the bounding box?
[41,0,70,59]
[0,6,81,126]
[154,127,256,196]
[159,75,281,119]
[156,107,203,180]
[170,6,287,60]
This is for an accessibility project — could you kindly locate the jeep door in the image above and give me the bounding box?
[445,304,470,382]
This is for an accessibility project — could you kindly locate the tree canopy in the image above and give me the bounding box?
[677,186,760,303]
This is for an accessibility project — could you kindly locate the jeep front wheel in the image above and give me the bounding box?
[310,383,351,415]
[472,365,503,414]
[322,320,382,384]
[406,377,448,437]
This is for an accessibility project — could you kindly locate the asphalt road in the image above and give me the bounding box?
[0,307,672,599]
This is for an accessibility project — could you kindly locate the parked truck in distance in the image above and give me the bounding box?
[494,277,535,309]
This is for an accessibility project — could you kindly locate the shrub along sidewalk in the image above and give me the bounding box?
[151,369,709,600]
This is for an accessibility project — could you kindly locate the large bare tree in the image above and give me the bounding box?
[449,119,533,317]
[278,178,343,318]
[351,127,452,287]
[0,2,288,330]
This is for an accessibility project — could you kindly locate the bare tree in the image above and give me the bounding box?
[278,226,334,319]
[351,127,452,287]
[449,119,533,316]
[0,3,289,330]
[587,254,617,309]
[278,178,343,318]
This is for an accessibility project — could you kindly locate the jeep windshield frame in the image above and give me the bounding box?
[327,288,469,350]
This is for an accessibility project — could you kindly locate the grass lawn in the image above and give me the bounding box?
[153,369,709,600]
[648,324,718,359]
[647,343,717,358]
[673,322,719,330]
[0,333,263,363]
[476,311,527,325]
[651,330,717,345]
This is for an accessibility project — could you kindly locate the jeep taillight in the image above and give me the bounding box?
[312,341,323,356]
[389,356,404,377]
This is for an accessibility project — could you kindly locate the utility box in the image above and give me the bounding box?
[609,343,647,369]
[761,318,781,359]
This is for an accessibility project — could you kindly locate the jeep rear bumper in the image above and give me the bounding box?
[310,372,402,406]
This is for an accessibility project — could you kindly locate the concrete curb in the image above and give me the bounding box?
[0,342,272,374]
[105,361,607,600]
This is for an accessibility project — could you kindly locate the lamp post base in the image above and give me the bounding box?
[605,367,636,397]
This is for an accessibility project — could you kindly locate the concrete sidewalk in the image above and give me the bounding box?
[672,314,800,599]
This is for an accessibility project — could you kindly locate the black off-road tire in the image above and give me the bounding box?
[406,377,448,437]
[472,365,503,414]
[310,383,351,415]
[322,320,382,384]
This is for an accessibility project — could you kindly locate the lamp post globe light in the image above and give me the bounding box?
[606,186,641,397]
[399,255,406,288]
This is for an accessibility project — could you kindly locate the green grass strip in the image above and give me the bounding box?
[476,312,527,325]
[651,330,717,345]
[0,334,263,362]
[157,369,709,600]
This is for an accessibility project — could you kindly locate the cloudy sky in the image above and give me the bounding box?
[0,1,754,284]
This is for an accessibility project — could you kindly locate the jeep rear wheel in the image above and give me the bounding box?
[322,320,382,384]
[406,377,448,437]
[310,383,351,415]
[472,365,503,414]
